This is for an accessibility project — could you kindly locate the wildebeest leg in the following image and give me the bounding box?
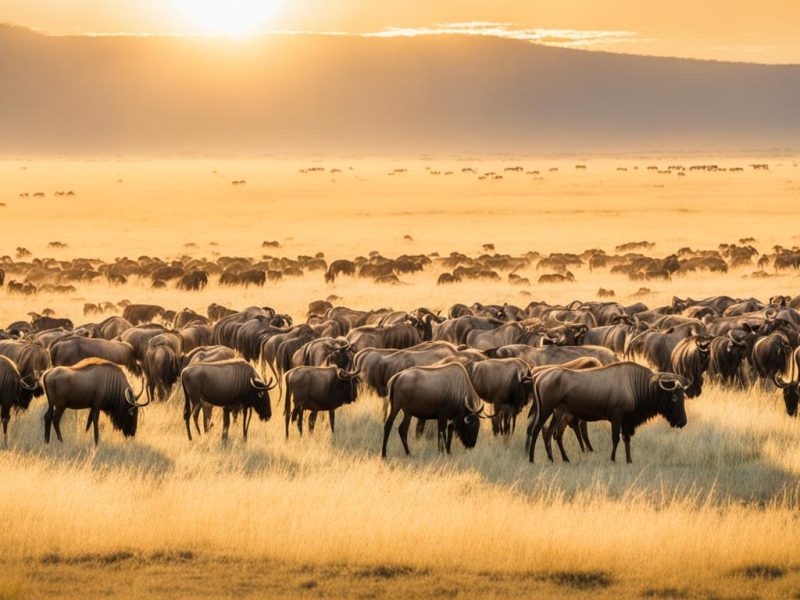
[222,408,231,442]
[308,411,317,434]
[622,432,632,464]
[296,408,304,435]
[446,422,454,454]
[1,402,9,444]
[527,406,551,464]
[415,418,426,439]
[203,404,213,432]
[555,418,571,463]
[192,404,202,435]
[398,412,413,456]
[580,420,594,452]
[90,408,100,446]
[610,421,621,462]
[52,406,65,443]
[491,415,501,436]
[328,410,335,434]
[44,404,54,443]
[242,407,251,441]
[382,406,399,458]
[183,386,193,441]
[436,418,446,453]
[284,387,292,439]
[567,418,585,453]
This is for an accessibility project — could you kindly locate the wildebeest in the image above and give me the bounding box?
[28,312,74,333]
[182,359,275,441]
[42,359,147,445]
[526,362,688,464]
[122,304,166,325]
[51,337,141,376]
[670,336,711,398]
[0,356,37,441]
[708,330,751,386]
[750,331,792,381]
[144,336,181,402]
[346,322,422,353]
[284,366,360,438]
[177,270,209,291]
[383,362,484,457]
[0,339,51,397]
[325,259,356,283]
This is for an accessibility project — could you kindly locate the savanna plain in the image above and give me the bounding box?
[1,156,800,599]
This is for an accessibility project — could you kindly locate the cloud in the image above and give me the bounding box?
[363,22,639,48]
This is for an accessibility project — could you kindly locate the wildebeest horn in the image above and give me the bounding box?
[656,377,678,391]
[337,369,359,379]
[125,381,149,408]
[726,330,745,346]
[773,372,793,389]
[19,373,38,390]
[765,307,778,321]
[250,376,269,390]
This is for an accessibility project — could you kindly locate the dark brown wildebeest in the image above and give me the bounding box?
[345,322,422,353]
[42,358,147,445]
[28,312,73,333]
[182,359,275,441]
[670,335,711,398]
[708,330,751,386]
[526,362,688,464]
[123,304,166,326]
[383,362,484,457]
[0,339,51,397]
[98,316,133,340]
[774,346,800,416]
[283,366,360,438]
[143,337,181,402]
[177,270,209,291]
[325,260,357,283]
[751,331,793,382]
[50,337,142,376]
[0,356,38,441]
[207,303,237,322]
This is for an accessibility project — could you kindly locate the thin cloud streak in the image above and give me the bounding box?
[364,22,639,48]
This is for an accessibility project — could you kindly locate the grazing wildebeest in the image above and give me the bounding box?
[50,337,141,376]
[383,362,484,457]
[283,366,360,438]
[42,359,147,445]
[325,259,357,283]
[461,357,531,437]
[181,359,275,441]
[0,356,38,441]
[526,362,688,464]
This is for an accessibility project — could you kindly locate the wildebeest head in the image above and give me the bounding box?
[651,374,689,428]
[325,344,353,370]
[335,369,361,404]
[248,376,277,421]
[456,410,481,449]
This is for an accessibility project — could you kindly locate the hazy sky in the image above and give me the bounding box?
[3,0,799,63]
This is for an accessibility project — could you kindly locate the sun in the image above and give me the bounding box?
[173,0,284,37]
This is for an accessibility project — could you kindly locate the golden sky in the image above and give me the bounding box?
[3,0,800,63]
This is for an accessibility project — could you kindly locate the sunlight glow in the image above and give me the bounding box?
[172,0,283,37]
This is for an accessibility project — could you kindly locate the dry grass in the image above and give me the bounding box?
[1,156,800,598]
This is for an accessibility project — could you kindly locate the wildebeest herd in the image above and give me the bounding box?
[2,289,799,464]
[0,238,796,293]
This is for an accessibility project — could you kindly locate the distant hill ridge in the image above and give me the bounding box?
[1,24,798,153]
